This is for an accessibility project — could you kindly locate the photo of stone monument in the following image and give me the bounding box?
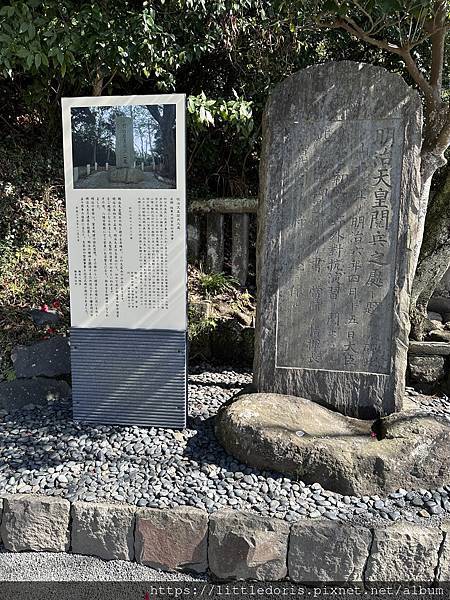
[71,104,177,189]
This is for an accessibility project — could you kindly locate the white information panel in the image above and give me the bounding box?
[62,95,186,331]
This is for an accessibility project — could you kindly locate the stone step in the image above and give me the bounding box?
[408,341,450,356]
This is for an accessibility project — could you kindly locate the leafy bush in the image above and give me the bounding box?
[0,137,69,376]
[197,271,237,296]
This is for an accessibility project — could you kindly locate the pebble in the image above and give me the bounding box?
[388,511,401,521]
[325,512,339,521]
[419,509,431,518]
[0,368,449,525]
[411,497,425,507]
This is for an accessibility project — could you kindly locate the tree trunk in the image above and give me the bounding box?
[146,104,176,181]
[410,164,450,339]
[160,105,176,181]
[408,93,450,340]
[92,74,103,97]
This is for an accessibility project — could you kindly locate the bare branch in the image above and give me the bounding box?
[101,69,117,93]
[408,12,413,41]
[399,49,434,102]
[333,17,404,53]
[398,15,404,47]
[411,5,426,44]
[408,29,436,49]
[318,16,436,102]
[351,0,374,30]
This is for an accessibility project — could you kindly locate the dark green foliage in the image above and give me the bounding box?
[0,0,410,195]
[0,132,69,375]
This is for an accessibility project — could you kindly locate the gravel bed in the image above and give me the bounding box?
[0,548,205,581]
[0,369,449,525]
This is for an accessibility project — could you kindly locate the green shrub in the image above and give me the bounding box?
[0,139,69,375]
[197,271,237,296]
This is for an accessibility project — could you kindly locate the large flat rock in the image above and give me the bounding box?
[365,523,441,582]
[288,520,371,582]
[12,336,70,378]
[71,502,135,561]
[438,522,450,581]
[409,341,450,355]
[409,355,446,383]
[215,393,450,495]
[134,507,208,573]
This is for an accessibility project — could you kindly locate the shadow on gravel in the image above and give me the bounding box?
[183,415,227,467]
[183,413,280,481]
[0,400,169,474]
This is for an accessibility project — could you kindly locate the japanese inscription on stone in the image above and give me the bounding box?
[254,62,422,418]
[276,119,402,375]
[115,115,135,168]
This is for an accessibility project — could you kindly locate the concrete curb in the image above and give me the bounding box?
[0,494,448,582]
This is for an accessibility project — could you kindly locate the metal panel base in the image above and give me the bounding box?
[70,328,187,428]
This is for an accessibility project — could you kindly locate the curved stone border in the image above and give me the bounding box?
[0,494,449,582]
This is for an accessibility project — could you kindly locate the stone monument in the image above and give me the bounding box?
[253,61,422,418]
[115,115,135,168]
[110,115,144,184]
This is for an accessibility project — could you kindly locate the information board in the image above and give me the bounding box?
[62,95,187,428]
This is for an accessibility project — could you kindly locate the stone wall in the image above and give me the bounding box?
[0,494,449,582]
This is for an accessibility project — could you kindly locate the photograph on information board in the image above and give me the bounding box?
[71,104,176,189]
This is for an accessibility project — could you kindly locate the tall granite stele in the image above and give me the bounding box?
[254,61,422,419]
[110,115,144,184]
[115,115,135,168]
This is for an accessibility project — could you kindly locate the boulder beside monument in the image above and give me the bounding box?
[215,393,450,496]
[253,61,422,419]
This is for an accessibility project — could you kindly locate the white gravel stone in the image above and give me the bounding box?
[0,550,206,581]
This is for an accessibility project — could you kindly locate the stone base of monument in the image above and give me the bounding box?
[155,174,176,186]
[108,167,144,184]
[215,393,450,496]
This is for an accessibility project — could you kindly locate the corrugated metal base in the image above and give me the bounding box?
[70,328,187,428]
